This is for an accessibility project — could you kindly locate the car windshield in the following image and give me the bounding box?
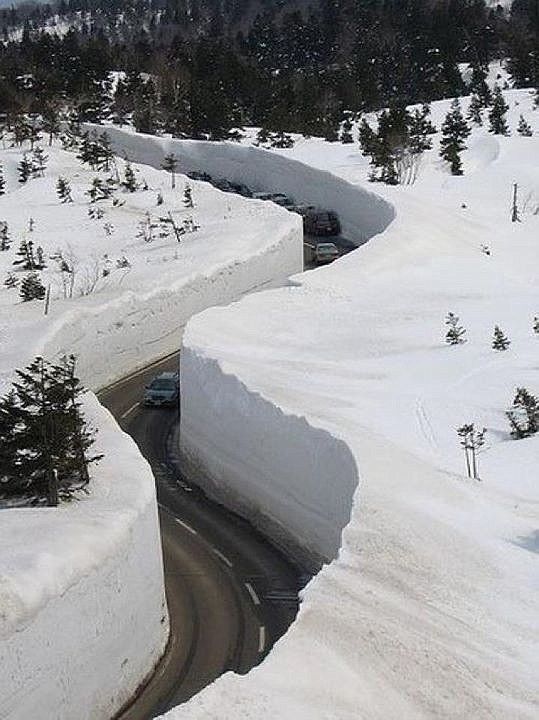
[318,245,337,252]
[150,379,176,391]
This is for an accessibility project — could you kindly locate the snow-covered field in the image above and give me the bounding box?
[0,141,301,719]
[170,89,539,718]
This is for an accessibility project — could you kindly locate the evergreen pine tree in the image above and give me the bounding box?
[31,146,48,177]
[488,86,510,136]
[18,154,32,183]
[468,63,492,107]
[492,325,510,350]
[533,316,539,334]
[440,100,470,175]
[517,115,532,137]
[255,128,271,146]
[0,221,10,251]
[183,185,194,208]
[19,272,45,301]
[86,177,113,203]
[13,239,36,270]
[97,132,114,172]
[358,119,379,157]
[408,107,434,154]
[0,162,5,195]
[507,388,538,439]
[42,100,61,146]
[0,356,101,503]
[121,162,138,192]
[340,116,354,144]
[27,121,42,151]
[467,94,483,126]
[56,176,73,203]
[162,153,178,189]
[271,131,294,148]
[445,312,467,345]
[76,131,93,166]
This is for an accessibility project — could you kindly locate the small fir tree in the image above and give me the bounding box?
[340,116,354,144]
[0,221,11,250]
[358,119,379,157]
[255,127,271,146]
[18,154,32,183]
[98,132,114,171]
[271,131,294,148]
[56,176,73,203]
[492,325,510,350]
[121,162,138,192]
[467,94,483,126]
[408,107,434,154]
[86,177,113,203]
[19,272,46,301]
[507,388,538,439]
[162,153,178,189]
[13,239,36,270]
[533,316,539,334]
[517,115,532,137]
[183,184,194,208]
[445,312,467,345]
[31,146,48,177]
[488,86,510,136]
[439,100,470,176]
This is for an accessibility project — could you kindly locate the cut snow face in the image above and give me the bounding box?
[170,88,539,720]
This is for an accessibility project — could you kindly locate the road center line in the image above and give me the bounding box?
[258,625,266,653]
[120,401,140,419]
[244,582,261,606]
[175,518,197,535]
[212,547,233,568]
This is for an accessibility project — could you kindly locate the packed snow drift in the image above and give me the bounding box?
[172,89,539,719]
[0,139,301,719]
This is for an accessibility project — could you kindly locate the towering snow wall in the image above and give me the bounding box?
[179,349,358,566]
[0,396,168,720]
[88,125,395,244]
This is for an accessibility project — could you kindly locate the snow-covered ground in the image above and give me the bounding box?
[0,141,301,719]
[170,89,539,718]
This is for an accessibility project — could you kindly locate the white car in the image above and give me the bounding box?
[314,242,340,264]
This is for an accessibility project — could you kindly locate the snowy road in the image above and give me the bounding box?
[99,354,306,718]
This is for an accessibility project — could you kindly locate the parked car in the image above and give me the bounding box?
[213,178,237,192]
[252,191,275,201]
[143,372,179,407]
[268,193,295,207]
[314,242,340,264]
[231,183,253,197]
[303,209,341,236]
[186,171,212,182]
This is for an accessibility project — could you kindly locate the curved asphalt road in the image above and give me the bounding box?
[99,353,307,719]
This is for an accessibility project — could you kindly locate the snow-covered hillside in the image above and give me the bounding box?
[0,141,301,719]
[171,89,539,719]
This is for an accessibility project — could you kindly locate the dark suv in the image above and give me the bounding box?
[303,209,341,236]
